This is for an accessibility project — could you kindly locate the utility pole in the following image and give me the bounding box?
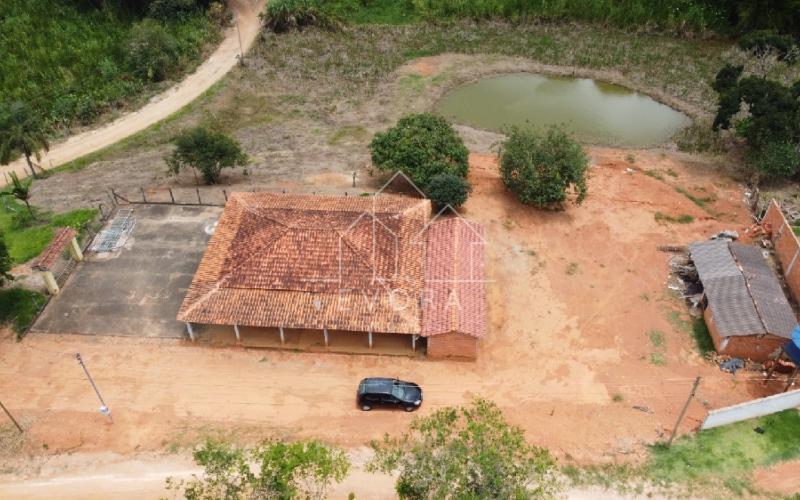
[74,352,112,422]
[667,376,701,447]
[0,400,23,433]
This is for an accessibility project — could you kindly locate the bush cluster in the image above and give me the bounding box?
[370,113,471,207]
[499,125,589,208]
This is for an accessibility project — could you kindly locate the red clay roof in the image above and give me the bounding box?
[33,227,77,271]
[178,192,431,334]
[422,217,487,338]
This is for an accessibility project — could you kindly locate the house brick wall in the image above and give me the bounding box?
[763,201,800,303]
[426,332,478,359]
[705,307,785,361]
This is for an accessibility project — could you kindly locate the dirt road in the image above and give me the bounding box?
[0,0,265,184]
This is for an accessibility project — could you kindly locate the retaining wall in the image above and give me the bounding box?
[763,201,800,303]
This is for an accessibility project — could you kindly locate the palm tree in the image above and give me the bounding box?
[2,171,34,217]
[0,101,49,179]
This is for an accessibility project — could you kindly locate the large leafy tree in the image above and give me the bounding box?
[167,439,349,499]
[0,101,49,179]
[369,399,560,499]
[712,66,800,180]
[166,126,248,184]
[499,125,589,208]
[370,113,469,190]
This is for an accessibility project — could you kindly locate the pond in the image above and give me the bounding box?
[435,74,691,147]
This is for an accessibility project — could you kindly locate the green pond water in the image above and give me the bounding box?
[435,74,691,147]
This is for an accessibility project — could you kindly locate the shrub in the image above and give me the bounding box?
[166,126,248,184]
[499,125,589,208]
[370,113,469,189]
[126,19,180,82]
[425,172,471,208]
[261,0,337,33]
[749,142,800,180]
[0,233,13,285]
[148,0,199,21]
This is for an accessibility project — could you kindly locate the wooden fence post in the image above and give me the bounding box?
[140,187,147,203]
[168,188,175,204]
[196,187,202,205]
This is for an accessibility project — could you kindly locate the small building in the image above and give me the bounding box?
[689,240,797,361]
[177,192,486,358]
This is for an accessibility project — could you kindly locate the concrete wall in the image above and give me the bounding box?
[426,332,478,359]
[701,389,800,429]
[704,307,785,361]
[763,200,800,303]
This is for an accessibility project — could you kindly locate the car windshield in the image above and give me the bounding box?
[391,382,406,400]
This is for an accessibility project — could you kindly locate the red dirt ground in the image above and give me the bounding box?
[0,148,789,468]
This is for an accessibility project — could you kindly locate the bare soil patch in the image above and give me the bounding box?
[2,148,785,468]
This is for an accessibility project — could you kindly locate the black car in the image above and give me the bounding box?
[357,377,422,412]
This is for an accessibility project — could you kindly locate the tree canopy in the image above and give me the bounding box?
[712,66,800,180]
[166,126,248,184]
[369,398,560,499]
[0,101,50,178]
[370,113,469,190]
[498,125,589,208]
[425,172,471,208]
[167,439,349,499]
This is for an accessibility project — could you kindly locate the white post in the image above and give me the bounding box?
[412,334,418,351]
[279,326,285,344]
[186,322,195,341]
[68,237,83,262]
[323,327,329,347]
[234,324,240,341]
[368,331,373,348]
[41,271,59,295]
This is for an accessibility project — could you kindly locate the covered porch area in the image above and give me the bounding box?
[186,323,424,357]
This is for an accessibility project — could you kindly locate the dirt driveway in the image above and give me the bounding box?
[0,0,266,184]
[0,150,787,472]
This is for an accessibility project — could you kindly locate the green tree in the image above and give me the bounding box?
[0,101,49,179]
[166,126,248,184]
[425,172,471,208]
[126,19,180,82]
[168,439,349,499]
[370,113,469,189]
[148,0,199,21]
[369,398,560,499]
[749,141,800,179]
[711,66,800,181]
[499,125,589,208]
[261,0,338,33]
[2,172,34,217]
[738,29,797,62]
[0,232,14,285]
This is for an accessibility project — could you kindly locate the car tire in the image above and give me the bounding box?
[361,405,371,411]
[404,406,415,412]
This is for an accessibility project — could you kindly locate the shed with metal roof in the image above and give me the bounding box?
[689,241,797,361]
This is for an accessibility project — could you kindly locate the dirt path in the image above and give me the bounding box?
[0,0,266,185]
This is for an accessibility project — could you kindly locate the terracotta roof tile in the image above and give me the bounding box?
[422,217,487,338]
[178,192,430,334]
[33,227,77,271]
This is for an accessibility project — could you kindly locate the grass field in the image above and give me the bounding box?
[0,0,220,133]
[0,198,97,264]
[564,409,800,495]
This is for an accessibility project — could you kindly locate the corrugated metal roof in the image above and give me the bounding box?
[688,241,740,281]
[690,241,797,339]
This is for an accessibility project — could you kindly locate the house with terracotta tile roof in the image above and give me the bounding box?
[178,192,487,358]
